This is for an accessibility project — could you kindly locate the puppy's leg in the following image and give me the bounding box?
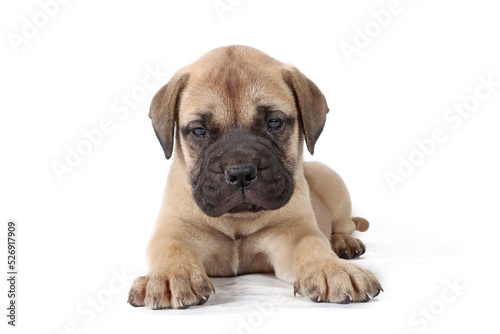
[128,222,215,309]
[304,161,369,259]
[261,221,382,303]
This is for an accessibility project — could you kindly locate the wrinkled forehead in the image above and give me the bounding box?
[178,57,297,128]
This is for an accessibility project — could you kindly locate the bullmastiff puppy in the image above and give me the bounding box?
[128,45,382,309]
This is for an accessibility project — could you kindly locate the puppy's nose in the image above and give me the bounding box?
[225,165,257,189]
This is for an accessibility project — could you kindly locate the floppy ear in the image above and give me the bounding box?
[149,73,189,159]
[282,67,329,155]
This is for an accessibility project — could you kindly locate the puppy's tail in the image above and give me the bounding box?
[353,217,369,232]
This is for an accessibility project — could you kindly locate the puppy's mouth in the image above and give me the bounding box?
[198,182,285,217]
[227,199,263,214]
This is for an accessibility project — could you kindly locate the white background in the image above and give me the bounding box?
[1,0,499,333]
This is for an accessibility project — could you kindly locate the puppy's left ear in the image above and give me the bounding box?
[282,67,329,155]
[149,72,190,159]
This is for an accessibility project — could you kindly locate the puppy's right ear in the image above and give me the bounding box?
[149,72,190,159]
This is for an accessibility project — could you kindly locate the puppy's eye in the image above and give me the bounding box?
[192,127,207,138]
[267,119,283,131]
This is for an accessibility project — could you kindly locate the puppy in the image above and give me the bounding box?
[128,45,382,309]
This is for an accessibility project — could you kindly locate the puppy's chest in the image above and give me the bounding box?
[203,234,273,276]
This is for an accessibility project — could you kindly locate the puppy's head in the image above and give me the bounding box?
[149,46,328,217]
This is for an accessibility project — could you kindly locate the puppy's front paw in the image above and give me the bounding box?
[294,260,382,303]
[331,233,366,259]
[128,265,214,309]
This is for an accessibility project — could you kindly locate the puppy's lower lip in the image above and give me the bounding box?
[227,201,262,214]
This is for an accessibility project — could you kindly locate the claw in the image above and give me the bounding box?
[339,296,351,304]
[177,299,188,309]
[198,296,209,305]
[293,282,300,297]
[310,296,323,303]
[360,294,371,303]
[128,294,144,307]
[152,296,160,310]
